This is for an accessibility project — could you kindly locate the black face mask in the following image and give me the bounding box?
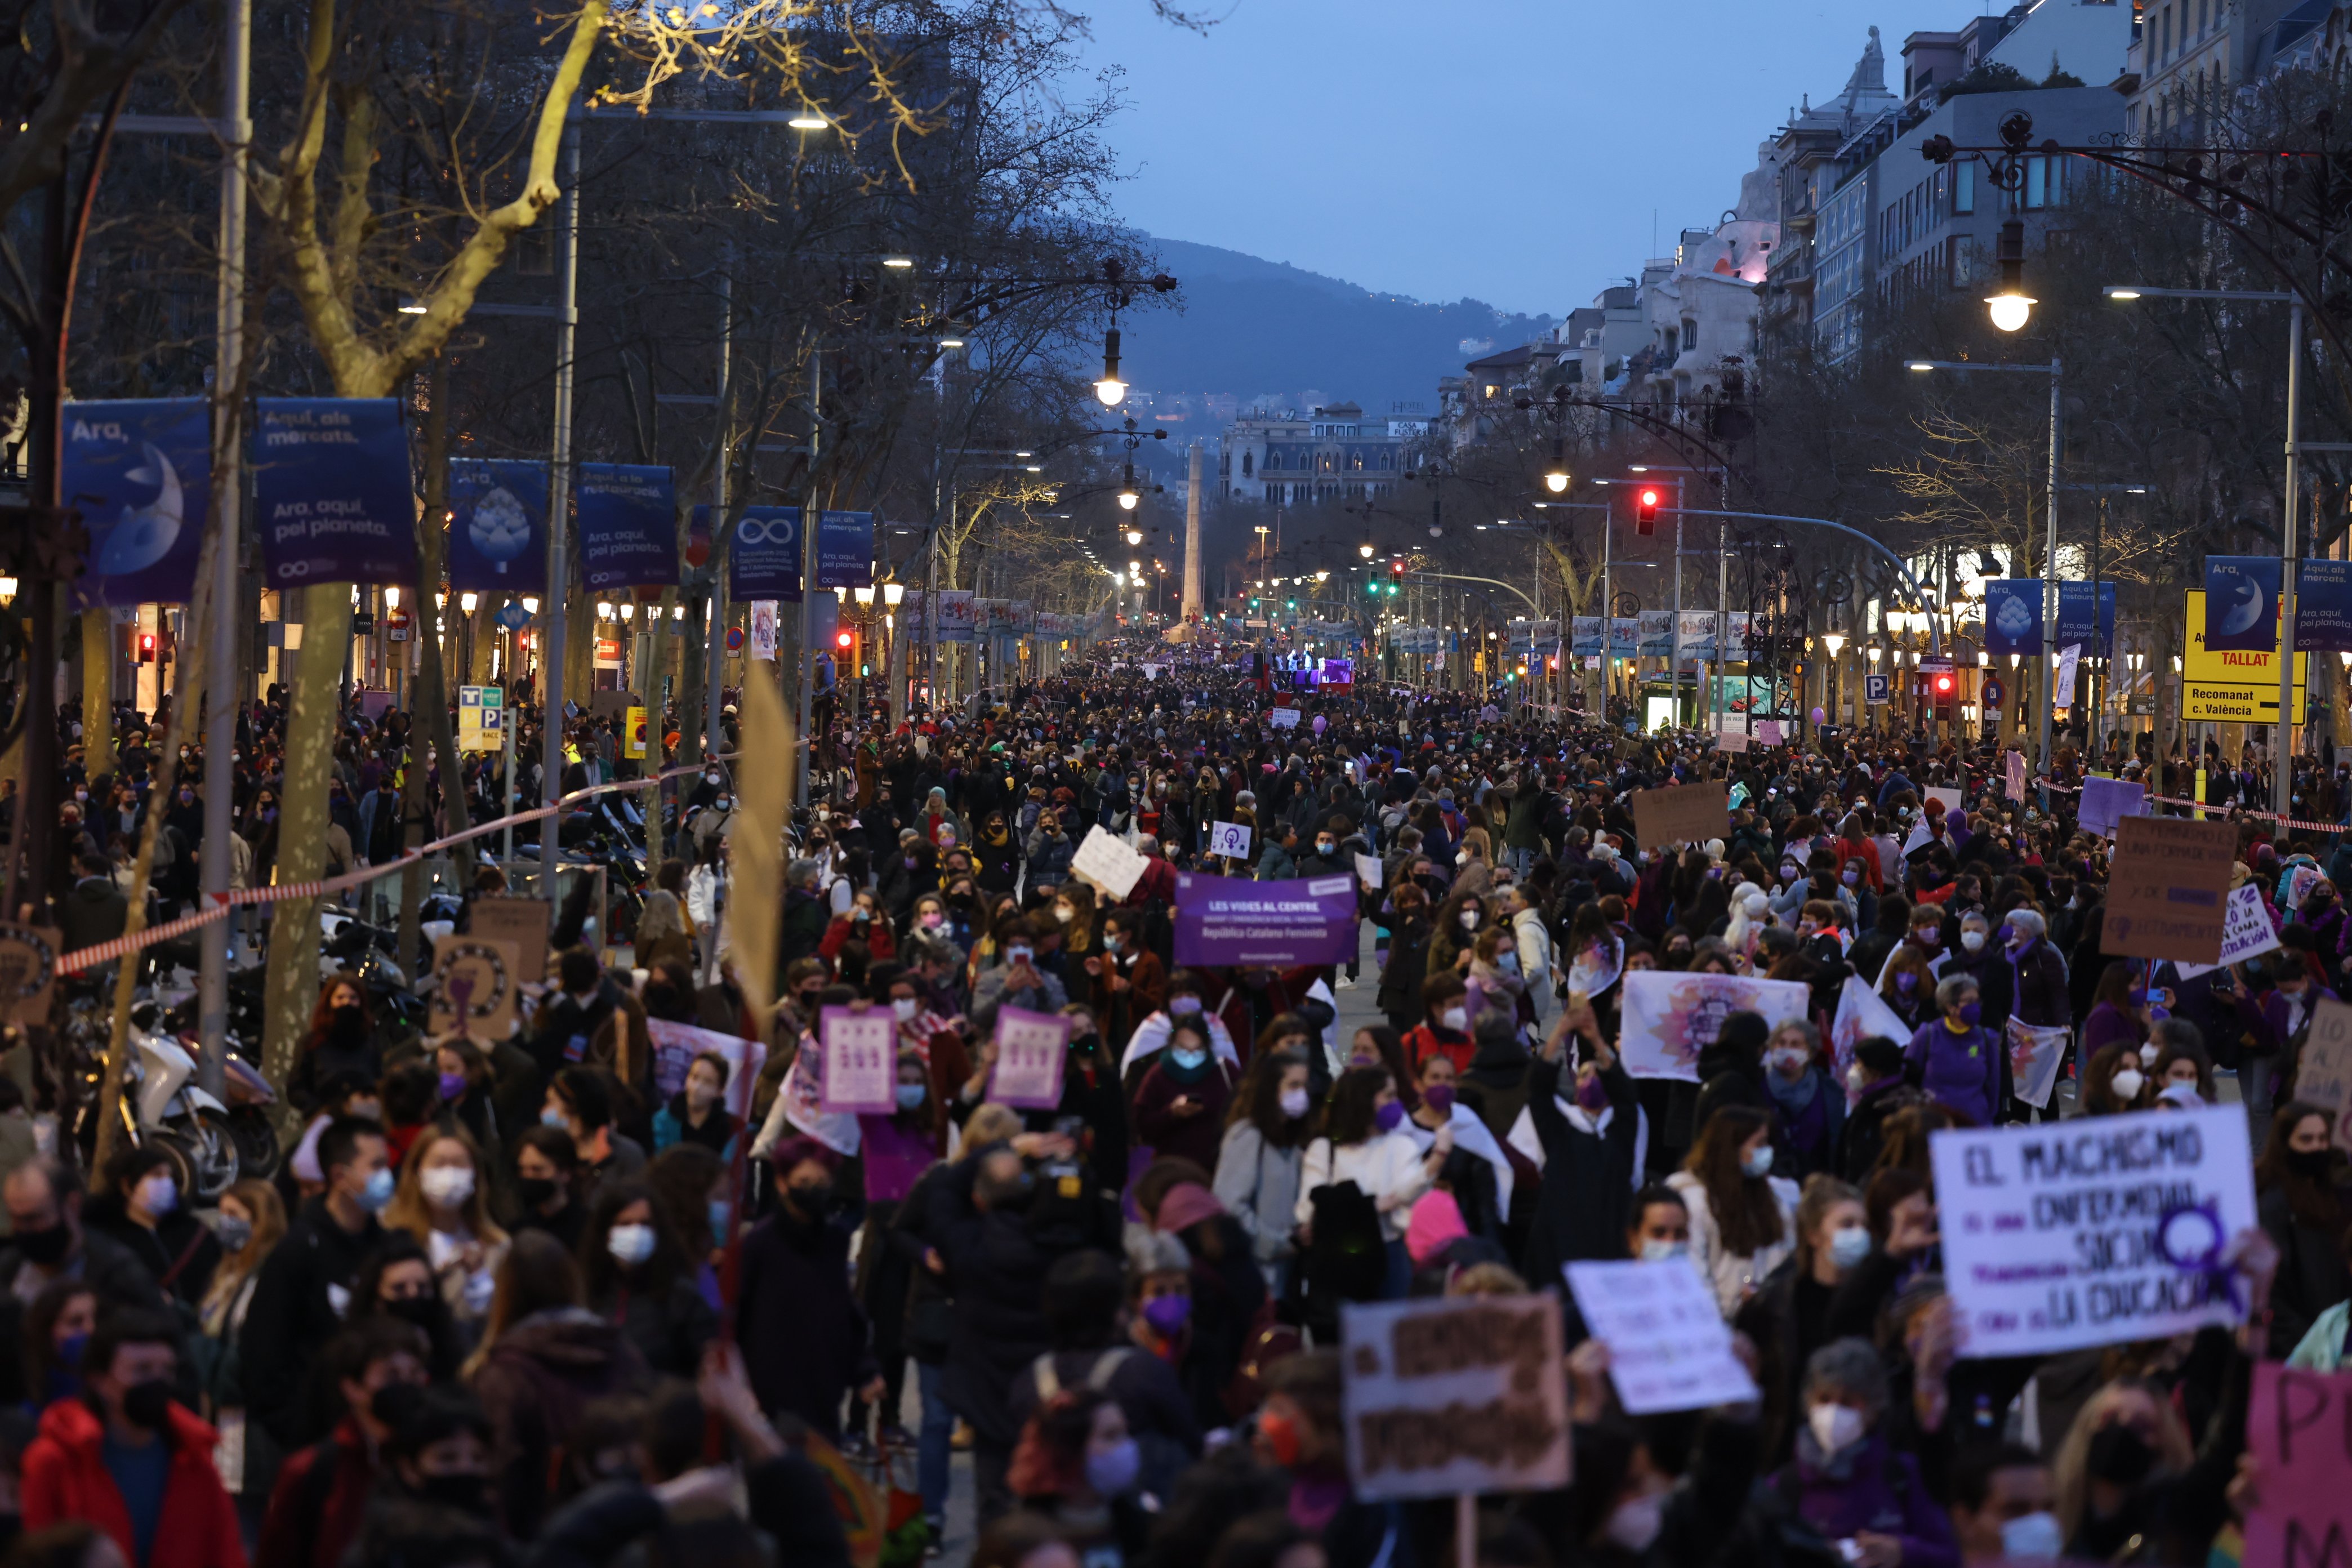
[2085,1423,2157,1486]
[120,1378,175,1431]
[515,1177,559,1210]
[329,1005,367,1041]
[385,1295,444,1333]
[414,1472,491,1513]
[2286,1147,2335,1181]
[786,1179,833,1217]
[14,1223,69,1267]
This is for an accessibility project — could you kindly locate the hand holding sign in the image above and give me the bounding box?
[818,1005,896,1113]
[990,1006,1069,1110]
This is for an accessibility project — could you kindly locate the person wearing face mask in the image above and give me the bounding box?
[1117,974,1239,1080]
[1736,1177,1872,1464]
[86,1147,219,1311]
[1903,975,1998,1128]
[2079,1043,2151,1115]
[1212,1049,1313,1295]
[252,1319,429,1568]
[1085,910,1165,1059]
[972,919,1070,1035]
[1946,1442,2060,1566]
[193,1179,282,1526]
[381,1132,506,1333]
[1132,1020,1237,1174]
[736,1138,883,1444]
[2229,947,2336,1140]
[1668,1106,1800,1317]
[578,1184,714,1379]
[650,1051,738,1158]
[239,1119,394,1450]
[2050,1378,2223,1561]
[1003,1388,1151,1566]
[21,1309,245,1568]
[1761,1021,1846,1181]
[541,1067,648,1202]
[284,978,380,1119]
[1296,1065,1450,1305]
[1402,973,1476,1076]
[2257,1102,2352,1361]
[1836,1037,1923,1182]
[1769,1338,1959,1568]
[1518,1004,1638,1284]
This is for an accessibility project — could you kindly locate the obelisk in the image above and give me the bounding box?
[1182,440,1205,628]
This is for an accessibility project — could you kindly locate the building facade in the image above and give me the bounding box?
[1216,401,1418,504]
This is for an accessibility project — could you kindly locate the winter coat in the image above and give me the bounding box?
[1213,1120,1305,1267]
[1903,1017,1999,1127]
[239,1201,385,1447]
[472,1306,652,1537]
[736,1209,875,1442]
[23,1395,246,1568]
[1665,1168,1801,1317]
[1520,1055,1640,1286]
[2006,938,2070,1030]
[1772,1433,1958,1568]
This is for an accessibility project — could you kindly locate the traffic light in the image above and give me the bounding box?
[136,631,156,664]
[1636,487,1660,536]
[1932,669,1955,723]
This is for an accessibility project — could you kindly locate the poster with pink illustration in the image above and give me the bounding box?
[1619,971,1811,1082]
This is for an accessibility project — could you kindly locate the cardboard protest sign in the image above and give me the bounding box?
[0,926,61,1024]
[467,897,554,984]
[1619,970,1811,1081]
[1207,821,1252,859]
[2104,816,2237,965]
[990,1006,1069,1110]
[1173,874,1358,967]
[645,1018,765,1119]
[1070,826,1149,901]
[1931,1104,2257,1357]
[1563,1260,1758,1415]
[427,936,520,1040]
[817,1005,896,1114]
[2077,776,2146,839]
[2004,1018,2070,1111]
[1339,1294,1569,1502]
[2292,997,2352,1155]
[1628,782,1728,849]
[1714,728,1749,754]
[2246,1364,2352,1568]
[2170,883,2282,981]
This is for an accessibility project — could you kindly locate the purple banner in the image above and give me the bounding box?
[1173,872,1358,967]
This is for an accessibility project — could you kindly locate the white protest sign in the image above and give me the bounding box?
[1208,821,1253,859]
[2171,883,2282,981]
[1830,974,1910,1104]
[990,1006,1068,1110]
[1355,852,1383,889]
[1269,706,1302,730]
[817,1006,897,1113]
[2004,1017,2070,1111]
[1926,786,1963,816]
[1339,1294,1570,1502]
[1071,825,1150,900]
[1564,1259,1759,1414]
[1618,970,1811,1081]
[1931,1103,2257,1357]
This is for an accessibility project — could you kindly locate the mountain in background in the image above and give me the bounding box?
[1115,235,1560,424]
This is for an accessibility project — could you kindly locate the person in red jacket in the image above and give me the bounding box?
[23,1307,246,1568]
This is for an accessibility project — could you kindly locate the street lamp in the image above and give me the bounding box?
[521,596,540,616]
[882,581,906,607]
[1095,326,1126,407]
[1986,218,2035,333]
[1359,540,1374,559]
[459,591,478,614]
[787,101,828,131]
[1124,526,1143,546]
[1544,468,1569,494]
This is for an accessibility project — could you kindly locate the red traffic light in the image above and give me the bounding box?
[1634,487,1660,536]
[835,630,854,650]
[1934,674,1954,694]
[136,632,157,663]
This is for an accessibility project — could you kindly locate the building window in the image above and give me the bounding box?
[2160,4,2171,61]
[1950,233,1975,288]
[1241,452,1253,476]
[1954,161,1975,215]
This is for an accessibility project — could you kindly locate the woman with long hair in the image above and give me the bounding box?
[382,1126,509,1338]
[1296,1064,1450,1304]
[2050,1378,2202,1561]
[1667,1104,1801,1317]
[2079,1043,2152,1117]
[1424,888,1487,979]
[1213,1048,1314,1294]
[577,1179,715,1378]
[2079,960,2150,1064]
[1877,946,1936,1034]
[1004,1387,1150,1565]
[2258,1101,2352,1359]
[286,973,378,1115]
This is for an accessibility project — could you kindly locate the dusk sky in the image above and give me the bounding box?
[1073,0,1977,317]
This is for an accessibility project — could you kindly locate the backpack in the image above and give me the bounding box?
[1298,1165,1387,1340]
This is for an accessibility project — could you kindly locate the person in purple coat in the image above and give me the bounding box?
[1903,975,1999,1127]
[1774,1337,1959,1568]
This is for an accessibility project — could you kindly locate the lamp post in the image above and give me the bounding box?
[2105,283,2321,819]
[1904,357,2060,776]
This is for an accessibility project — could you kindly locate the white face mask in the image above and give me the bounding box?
[419,1166,476,1208]
[1440,1005,1469,1032]
[1960,929,1986,952]
[1845,1063,1869,1093]
[1278,1087,1311,1120]
[2109,1067,2145,1101]
[1638,1239,1687,1263]
[607,1223,657,1267]
[893,997,921,1022]
[1459,910,1480,930]
[1808,1402,1865,1456]
[1603,1491,1665,1552]
[2000,1511,2064,1561]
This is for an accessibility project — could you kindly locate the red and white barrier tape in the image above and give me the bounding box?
[57,757,729,975]
[2032,775,2347,835]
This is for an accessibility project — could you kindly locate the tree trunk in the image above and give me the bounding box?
[260,583,354,1125]
[81,612,111,765]
[398,354,470,980]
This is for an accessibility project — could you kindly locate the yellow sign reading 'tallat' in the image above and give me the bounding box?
[2182,590,2307,723]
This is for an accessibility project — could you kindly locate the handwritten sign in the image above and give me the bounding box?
[468,897,554,983]
[0,926,60,1025]
[427,936,519,1040]
[2246,1364,2352,1568]
[1269,706,1302,730]
[817,1006,897,1114]
[2105,815,2237,965]
[645,1018,766,1119]
[1208,821,1253,859]
[2172,883,2283,981]
[1627,781,1728,850]
[2293,997,2352,1155]
[1070,826,1150,901]
[1930,1104,2257,1357]
[990,1006,1069,1110]
[1339,1294,1569,1502]
[1619,970,1811,1082]
[1563,1260,1758,1414]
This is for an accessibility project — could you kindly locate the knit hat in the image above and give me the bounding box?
[1405,1189,1470,1267]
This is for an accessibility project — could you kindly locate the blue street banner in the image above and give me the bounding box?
[814,510,874,590]
[2295,559,2352,652]
[1572,617,1602,656]
[710,506,801,600]
[1982,579,2042,656]
[577,464,676,591]
[252,398,418,586]
[447,459,547,594]
[2054,581,2115,657]
[63,399,209,609]
[2203,556,2280,653]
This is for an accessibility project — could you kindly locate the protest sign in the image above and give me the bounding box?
[1567,937,1624,1002]
[1931,1103,2257,1357]
[466,897,553,985]
[2077,776,2146,840]
[2006,749,2028,802]
[1829,975,1909,1102]
[990,1006,1070,1110]
[1627,782,1728,850]
[1071,826,1149,900]
[1270,706,1302,730]
[64,399,210,609]
[2293,997,2352,1155]
[2054,643,2082,707]
[1619,970,1811,1081]
[2246,1364,2352,1567]
[645,1018,766,1119]
[1339,1294,1569,1502]
[2104,815,2237,964]
[427,936,519,1040]
[1756,719,1784,747]
[1208,821,1253,859]
[1174,874,1358,967]
[748,601,778,661]
[1355,852,1383,889]
[2004,1018,2070,1110]
[1563,1260,1759,1415]
[1925,787,1962,817]
[2171,883,2283,981]
[818,1006,897,1114]
[0,926,61,1026]
[1714,728,1749,754]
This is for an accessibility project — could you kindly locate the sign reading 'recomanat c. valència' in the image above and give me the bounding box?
[252,398,420,586]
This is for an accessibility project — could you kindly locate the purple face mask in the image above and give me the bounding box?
[1374,1101,1407,1134]
[1574,1073,1610,1113]
[1141,1294,1192,1338]
[1896,972,1918,994]
[1422,1084,1455,1117]
[438,1071,466,1102]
